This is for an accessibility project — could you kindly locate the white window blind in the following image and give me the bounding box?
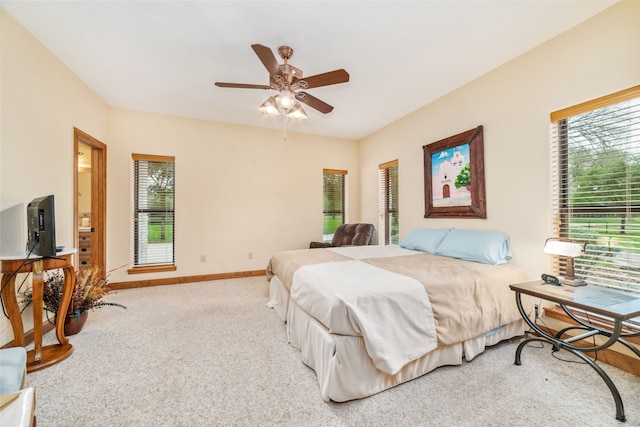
[132,154,175,267]
[322,169,346,242]
[378,160,399,245]
[550,86,640,292]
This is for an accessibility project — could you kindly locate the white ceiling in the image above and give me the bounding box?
[2,0,617,140]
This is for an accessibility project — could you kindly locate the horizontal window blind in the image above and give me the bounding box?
[323,169,346,242]
[132,154,175,267]
[550,87,640,292]
[378,160,399,245]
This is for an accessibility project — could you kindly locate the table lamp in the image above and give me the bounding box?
[543,238,587,286]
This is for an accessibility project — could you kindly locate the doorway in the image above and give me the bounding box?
[442,184,450,199]
[74,128,106,275]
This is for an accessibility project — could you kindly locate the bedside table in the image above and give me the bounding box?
[510,280,640,422]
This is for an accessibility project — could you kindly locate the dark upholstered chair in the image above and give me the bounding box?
[309,223,377,249]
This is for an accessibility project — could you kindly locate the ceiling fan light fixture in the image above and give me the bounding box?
[287,102,308,119]
[259,96,279,115]
[216,44,348,122]
[276,91,296,110]
[216,43,350,139]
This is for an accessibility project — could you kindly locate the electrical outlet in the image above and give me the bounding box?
[248,252,253,259]
[200,255,206,263]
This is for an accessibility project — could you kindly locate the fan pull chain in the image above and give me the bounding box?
[283,114,288,140]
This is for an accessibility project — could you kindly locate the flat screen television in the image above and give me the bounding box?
[26,195,56,257]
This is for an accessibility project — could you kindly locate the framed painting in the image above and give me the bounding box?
[423,126,486,218]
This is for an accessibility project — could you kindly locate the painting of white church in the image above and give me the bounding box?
[431,143,472,207]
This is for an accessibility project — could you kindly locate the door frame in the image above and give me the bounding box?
[73,128,107,274]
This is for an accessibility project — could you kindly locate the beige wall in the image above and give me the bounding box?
[106,109,359,283]
[359,1,640,281]
[0,9,110,343]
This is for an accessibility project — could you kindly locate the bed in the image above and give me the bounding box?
[266,228,531,402]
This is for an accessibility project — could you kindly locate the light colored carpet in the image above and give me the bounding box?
[26,276,640,426]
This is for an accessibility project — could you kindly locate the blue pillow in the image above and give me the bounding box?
[400,228,452,254]
[434,229,512,265]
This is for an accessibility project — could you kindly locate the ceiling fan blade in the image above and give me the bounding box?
[298,69,349,89]
[251,44,283,78]
[296,92,334,114]
[215,82,271,90]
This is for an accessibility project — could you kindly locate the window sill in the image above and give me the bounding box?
[127,265,177,275]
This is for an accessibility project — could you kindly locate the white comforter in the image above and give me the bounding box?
[291,257,438,375]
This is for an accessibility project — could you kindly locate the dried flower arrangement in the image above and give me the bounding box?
[24,266,126,320]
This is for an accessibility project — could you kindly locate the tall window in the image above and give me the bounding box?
[550,86,640,292]
[131,154,176,271]
[323,169,346,242]
[379,160,399,245]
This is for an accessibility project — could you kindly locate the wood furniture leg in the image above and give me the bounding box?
[55,265,74,346]
[31,260,43,362]
[1,253,76,372]
[1,271,25,347]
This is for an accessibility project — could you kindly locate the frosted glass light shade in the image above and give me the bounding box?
[276,92,295,109]
[543,240,584,257]
[258,97,279,115]
[287,103,308,119]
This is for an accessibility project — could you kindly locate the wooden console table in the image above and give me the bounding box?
[510,281,640,422]
[1,250,77,372]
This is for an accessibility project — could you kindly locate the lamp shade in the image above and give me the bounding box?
[543,240,584,257]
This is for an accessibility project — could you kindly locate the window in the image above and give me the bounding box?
[322,169,346,242]
[550,86,640,292]
[379,160,399,245]
[129,154,176,273]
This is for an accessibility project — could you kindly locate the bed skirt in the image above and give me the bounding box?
[267,275,525,402]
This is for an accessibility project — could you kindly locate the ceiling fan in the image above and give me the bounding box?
[215,44,349,116]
